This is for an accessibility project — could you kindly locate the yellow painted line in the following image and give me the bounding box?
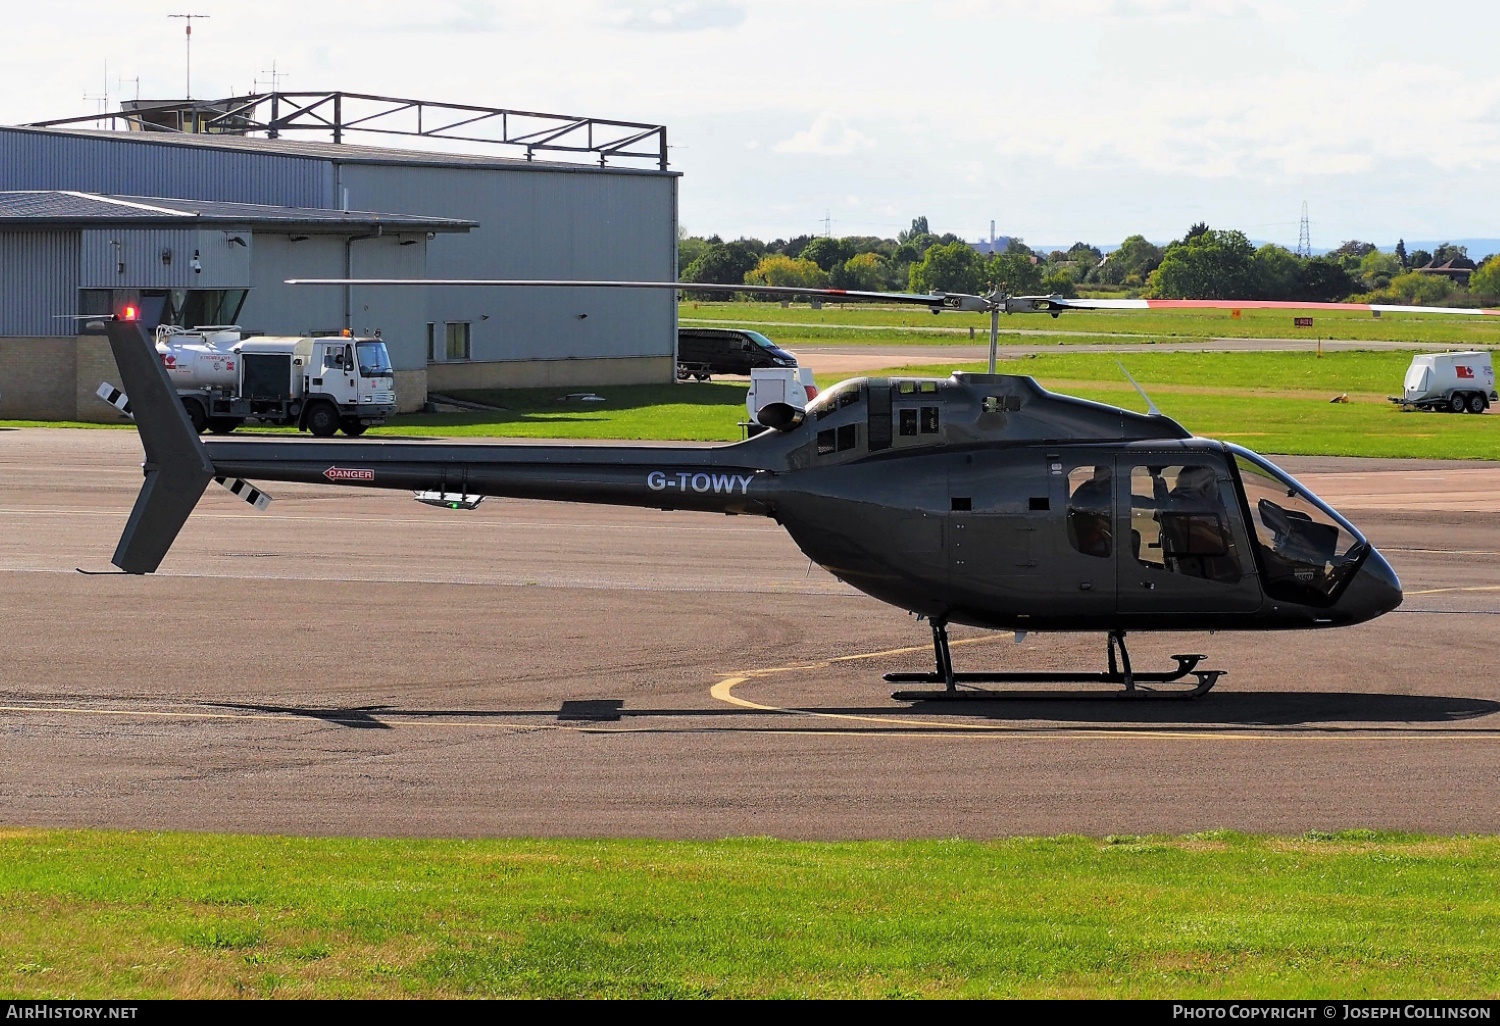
[1407,585,1500,596]
[708,643,1500,742]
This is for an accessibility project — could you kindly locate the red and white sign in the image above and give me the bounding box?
[1457,365,1475,379]
[324,467,375,482]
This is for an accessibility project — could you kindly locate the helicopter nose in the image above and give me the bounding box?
[1335,546,1403,624]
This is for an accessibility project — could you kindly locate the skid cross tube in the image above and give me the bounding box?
[885,629,1225,700]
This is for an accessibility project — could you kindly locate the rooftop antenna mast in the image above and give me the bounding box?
[168,13,210,99]
[259,60,289,92]
[83,60,109,128]
[118,73,141,103]
[1296,200,1312,259]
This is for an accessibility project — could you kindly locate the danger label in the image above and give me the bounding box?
[324,467,375,482]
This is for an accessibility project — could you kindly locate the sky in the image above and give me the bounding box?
[5,0,1498,250]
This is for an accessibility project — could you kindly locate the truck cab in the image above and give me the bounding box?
[160,325,397,436]
[238,335,397,436]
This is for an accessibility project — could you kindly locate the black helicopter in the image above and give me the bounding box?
[94,281,1423,700]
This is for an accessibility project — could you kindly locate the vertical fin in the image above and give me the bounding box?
[104,318,216,573]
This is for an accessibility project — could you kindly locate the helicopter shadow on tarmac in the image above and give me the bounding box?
[207,691,1500,733]
[890,690,1500,727]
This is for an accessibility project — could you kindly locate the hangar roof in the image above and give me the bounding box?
[0,125,679,177]
[0,190,476,233]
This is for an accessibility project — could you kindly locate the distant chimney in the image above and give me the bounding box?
[990,220,995,244]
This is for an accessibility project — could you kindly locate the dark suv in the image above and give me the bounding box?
[677,328,797,380]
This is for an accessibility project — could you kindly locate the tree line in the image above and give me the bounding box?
[679,217,1500,306]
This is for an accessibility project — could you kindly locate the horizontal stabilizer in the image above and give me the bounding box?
[216,476,272,511]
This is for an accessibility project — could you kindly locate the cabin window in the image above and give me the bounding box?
[816,383,861,419]
[816,424,859,456]
[1129,465,1241,583]
[897,381,916,395]
[920,406,940,433]
[899,408,918,436]
[918,381,938,394]
[1067,466,1112,557]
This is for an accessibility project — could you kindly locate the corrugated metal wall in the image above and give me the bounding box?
[79,228,253,289]
[0,231,80,336]
[345,163,677,364]
[0,128,678,370]
[0,129,333,207]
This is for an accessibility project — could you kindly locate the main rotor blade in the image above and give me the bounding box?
[285,279,1499,319]
[1026,297,1500,317]
[283,278,993,311]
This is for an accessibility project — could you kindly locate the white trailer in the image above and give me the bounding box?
[158,326,397,436]
[1390,351,1497,414]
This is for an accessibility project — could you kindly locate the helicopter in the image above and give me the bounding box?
[91,279,1454,700]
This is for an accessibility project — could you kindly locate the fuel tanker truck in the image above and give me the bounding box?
[156,326,397,436]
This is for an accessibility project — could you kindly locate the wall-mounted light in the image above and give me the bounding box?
[110,239,124,274]
[576,313,589,320]
[223,233,248,247]
[288,235,310,243]
[398,238,418,246]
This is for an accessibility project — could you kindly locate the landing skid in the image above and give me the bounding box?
[886,623,1223,700]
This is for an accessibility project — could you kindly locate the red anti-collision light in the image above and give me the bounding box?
[120,305,138,321]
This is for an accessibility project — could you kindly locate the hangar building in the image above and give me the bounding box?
[0,93,679,420]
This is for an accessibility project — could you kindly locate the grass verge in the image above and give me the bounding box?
[1,829,1498,998]
[682,301,1500,346]
[6,351,1499,458]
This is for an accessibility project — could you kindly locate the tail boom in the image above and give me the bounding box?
[206,440,773,515]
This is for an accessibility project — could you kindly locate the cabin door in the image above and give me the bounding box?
[1114,455,1261,615]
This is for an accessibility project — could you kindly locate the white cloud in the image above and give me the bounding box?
[606,1,746,32]
[989,64,1500,180]
[773,115,874,156]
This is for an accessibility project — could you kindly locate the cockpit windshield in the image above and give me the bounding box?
[1228,444,1367,604]
[357,341,393,378]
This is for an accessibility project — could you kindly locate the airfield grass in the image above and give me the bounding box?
[681,300,1500,347]
[2,829,1498,999]
[7,346,1500,457]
